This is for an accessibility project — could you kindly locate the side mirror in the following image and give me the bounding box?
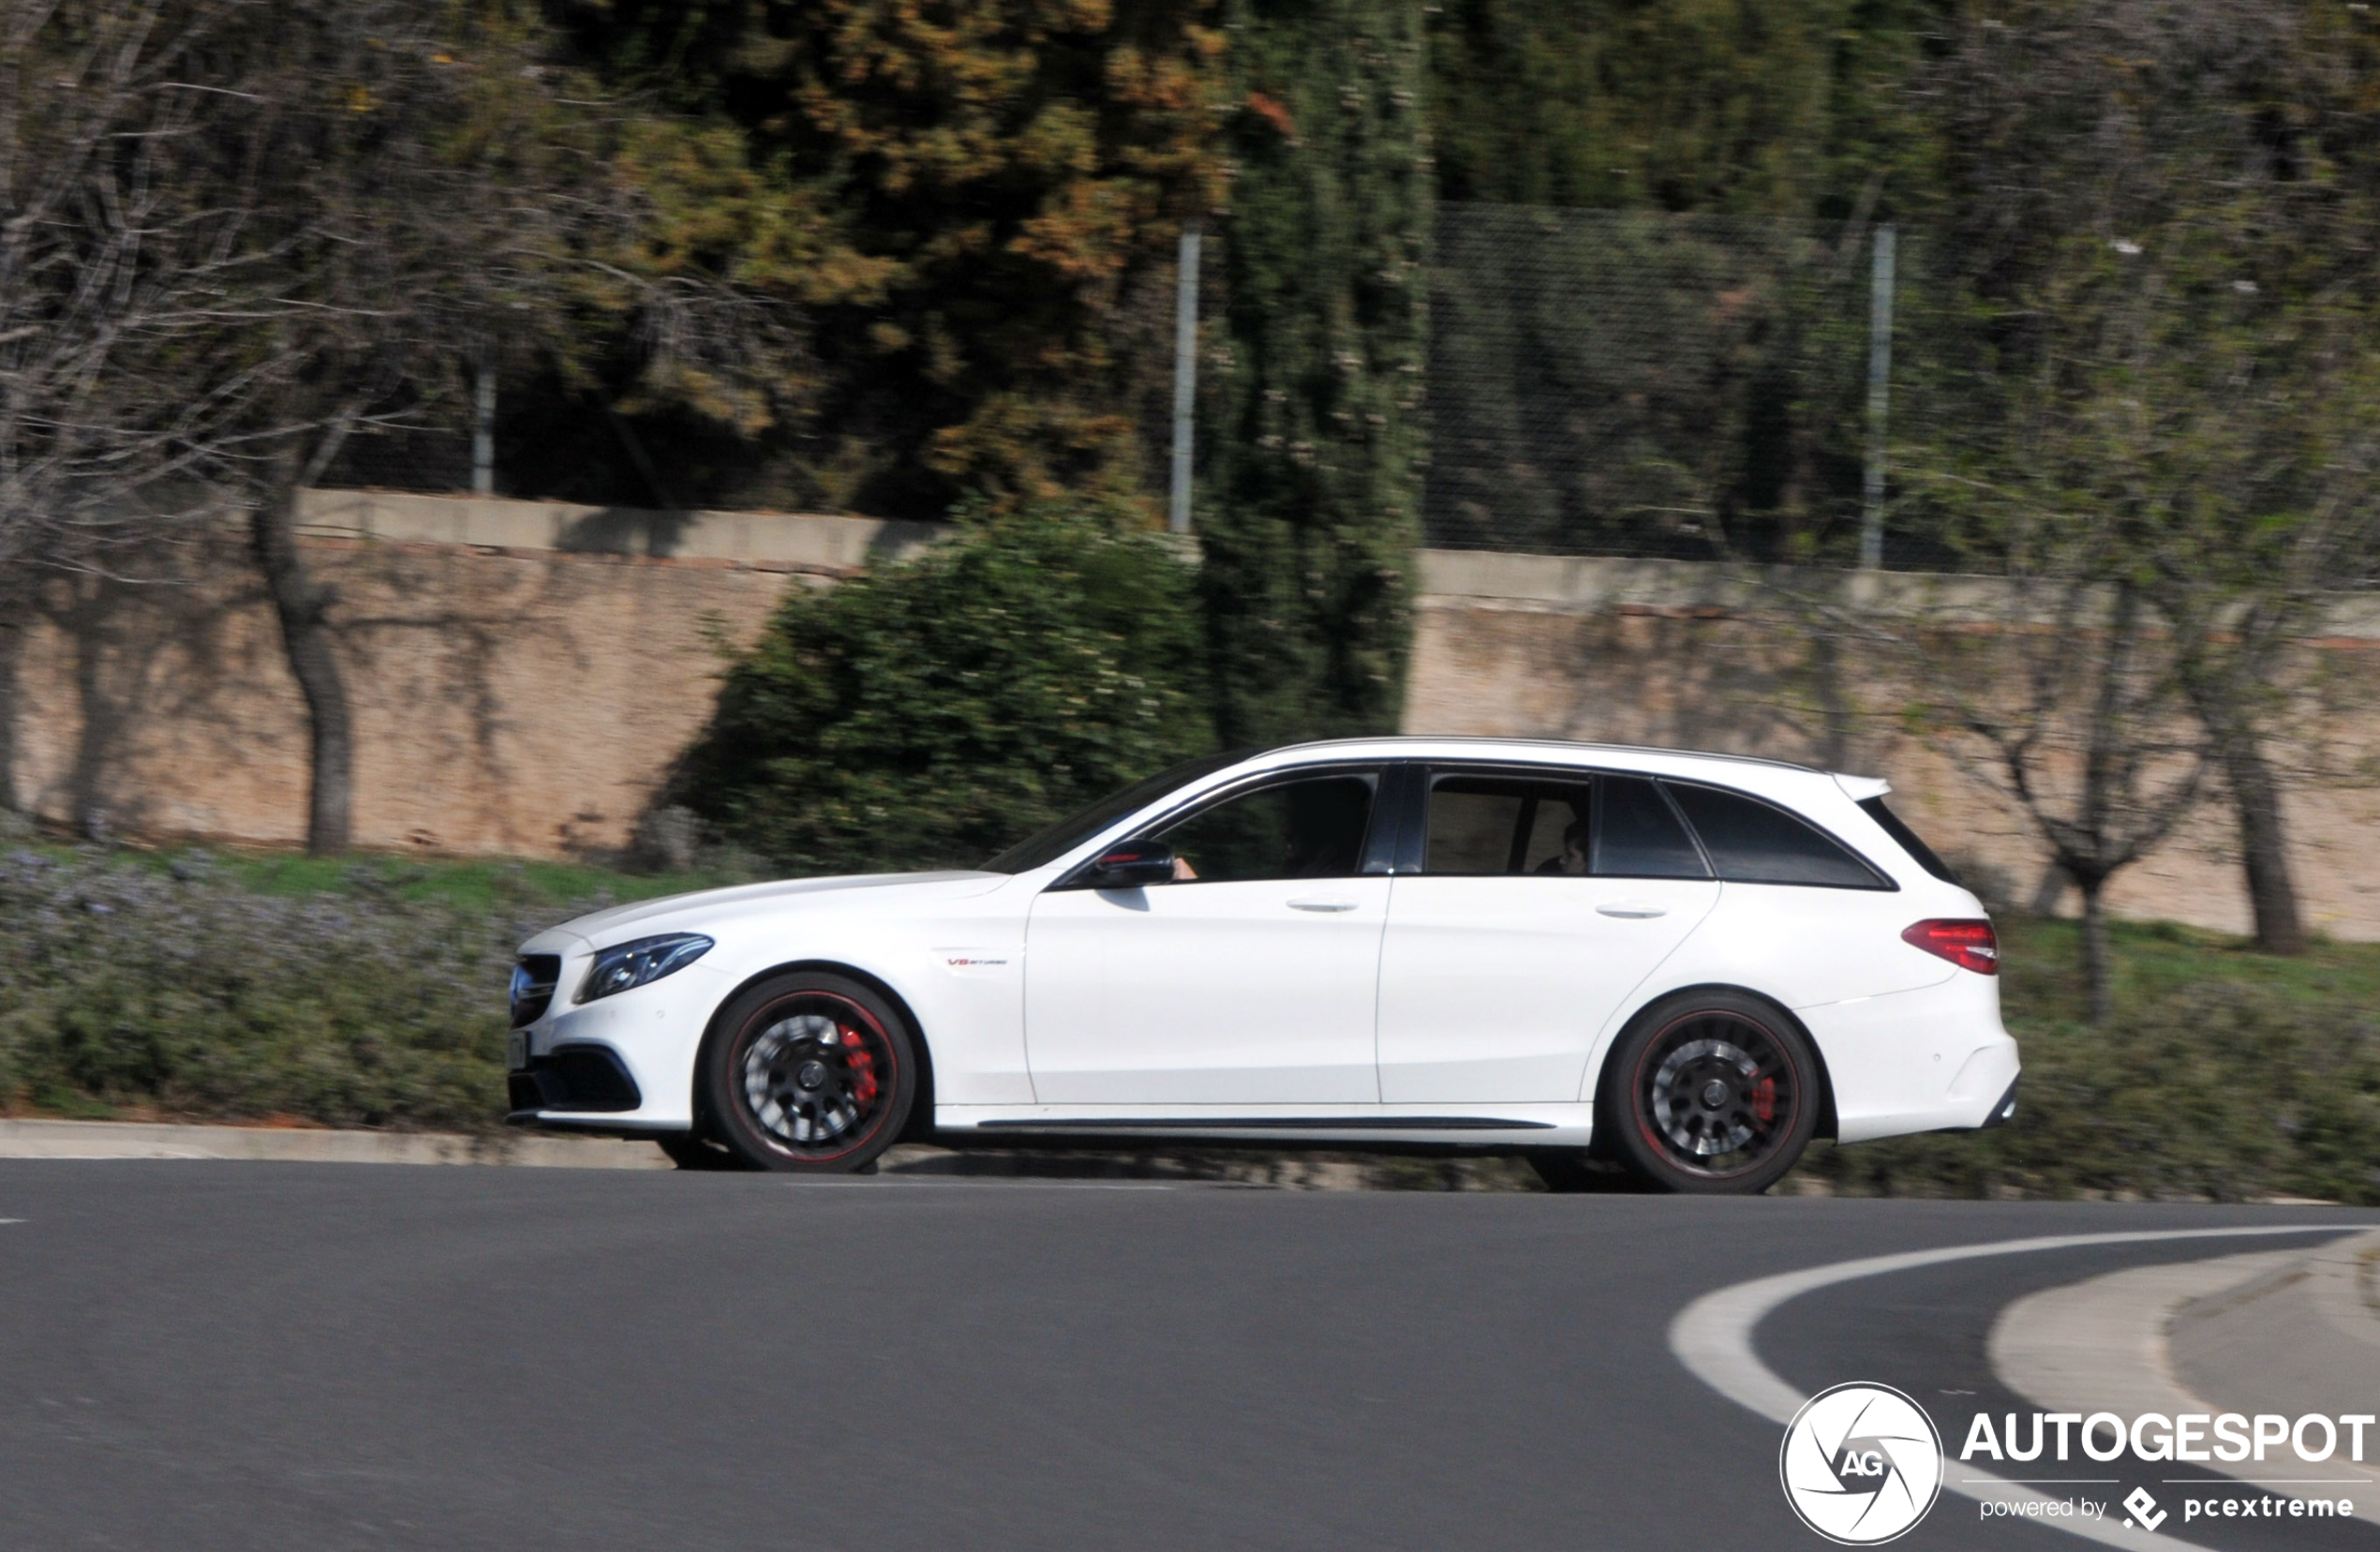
[1079,839,1178,889]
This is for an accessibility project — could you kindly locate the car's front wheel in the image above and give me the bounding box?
[700,972,917,1173]
[1598,990,1820,1195]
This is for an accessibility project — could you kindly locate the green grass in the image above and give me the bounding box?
[74,843,754,910]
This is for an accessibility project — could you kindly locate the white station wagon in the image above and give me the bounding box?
[507,739,2018,1193]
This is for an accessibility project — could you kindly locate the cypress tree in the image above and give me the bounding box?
[1202,0,1432,747]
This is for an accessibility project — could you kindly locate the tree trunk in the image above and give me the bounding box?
[2203,703,2304,956]
[2029,860,2070,917]
[1809,629,1856,772]
[0,618,20,815]
[2079,878,2113,1025]
[250,485,353,854]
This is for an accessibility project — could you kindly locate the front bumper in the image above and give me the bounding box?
[506,959,721,1129]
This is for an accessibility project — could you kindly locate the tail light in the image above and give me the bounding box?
[1902,918,1999,975]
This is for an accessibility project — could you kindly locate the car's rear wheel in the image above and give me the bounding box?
[1599,991,1819,1195]
[701,972,916,1173]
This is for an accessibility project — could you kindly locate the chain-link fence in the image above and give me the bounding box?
[1424,202,1903,564]
[312,201,1922,566]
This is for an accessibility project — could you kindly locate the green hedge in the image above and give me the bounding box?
[678,500,1212,874]
[1789,916,2380,1203]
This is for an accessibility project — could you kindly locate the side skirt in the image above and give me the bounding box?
[974,1116,1552,1132]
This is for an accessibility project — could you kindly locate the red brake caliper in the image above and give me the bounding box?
[1752,1076,1777,1125]
[842,1027,879,1106]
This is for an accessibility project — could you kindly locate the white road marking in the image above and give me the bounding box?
[1670,1224,2368,1551]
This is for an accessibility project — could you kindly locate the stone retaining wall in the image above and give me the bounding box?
[6,488,2375,938]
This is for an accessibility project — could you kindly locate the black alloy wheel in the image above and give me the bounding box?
[1601,991,1820,1195]
[700,972,916,1172]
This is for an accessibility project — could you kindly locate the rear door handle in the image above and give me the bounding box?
[1596,902,1668,919]
[1287,897,1360,913]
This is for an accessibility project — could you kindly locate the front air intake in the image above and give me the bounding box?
[510,1044,642,1113]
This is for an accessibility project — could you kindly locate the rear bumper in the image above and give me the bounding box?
[1797,970,2019,1144]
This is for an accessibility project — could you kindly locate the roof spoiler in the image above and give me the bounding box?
[1833,773,1892,802]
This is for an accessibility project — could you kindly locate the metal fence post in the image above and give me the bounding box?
[1168,219,1201,535]
[472,351,497,498]
[1859,224,1897,571]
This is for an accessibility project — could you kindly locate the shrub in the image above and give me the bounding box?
[679,500,1212,874]
[0,843,588,1131]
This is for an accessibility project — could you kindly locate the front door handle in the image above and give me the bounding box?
[1287,897,1360,913]
[1596,902,1668,919]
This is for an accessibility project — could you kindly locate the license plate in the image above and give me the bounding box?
[506,1031,529,1071]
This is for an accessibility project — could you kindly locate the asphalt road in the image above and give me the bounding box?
[0,1161,2373,1552]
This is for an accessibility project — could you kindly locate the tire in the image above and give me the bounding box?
[700,972,918,1173]
[1597,990,1821,1195]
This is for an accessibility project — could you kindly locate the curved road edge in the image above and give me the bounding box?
[1668,1225,2367,1551]
[1994,1237,2380,1530]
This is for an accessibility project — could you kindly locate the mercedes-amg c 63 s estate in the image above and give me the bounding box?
[504,739,2018,1193]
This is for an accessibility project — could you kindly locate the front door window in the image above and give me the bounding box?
[1159,774,1377,883]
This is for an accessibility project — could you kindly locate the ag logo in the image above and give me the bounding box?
[1778,1382,1944,1545]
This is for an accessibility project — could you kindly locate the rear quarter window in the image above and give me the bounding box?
[1857,796,1962,886]
[1593,775,1709,879]
[1663,782,1890,889]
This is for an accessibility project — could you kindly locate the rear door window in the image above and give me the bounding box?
[1592,776,1710,879]
[1663,782,1888,888]
[1421,773,1596,875]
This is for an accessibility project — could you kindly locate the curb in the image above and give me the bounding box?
[1989,1234,2380,1529]
[2170,1228,2380,1425]
[0,1118,669,1170]
[0,1119,1545,1190]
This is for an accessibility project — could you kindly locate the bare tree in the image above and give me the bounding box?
[4,0,804,847]
[2142,415,2380,956]
[1768,557,2207,1023]
[1948,578,2206,1022]
[0,1,274,597]
[1922,0,2380,954]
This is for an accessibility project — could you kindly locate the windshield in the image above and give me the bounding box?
[980,750,1253,873]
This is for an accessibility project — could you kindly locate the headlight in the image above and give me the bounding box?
[576,933,713,1004]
